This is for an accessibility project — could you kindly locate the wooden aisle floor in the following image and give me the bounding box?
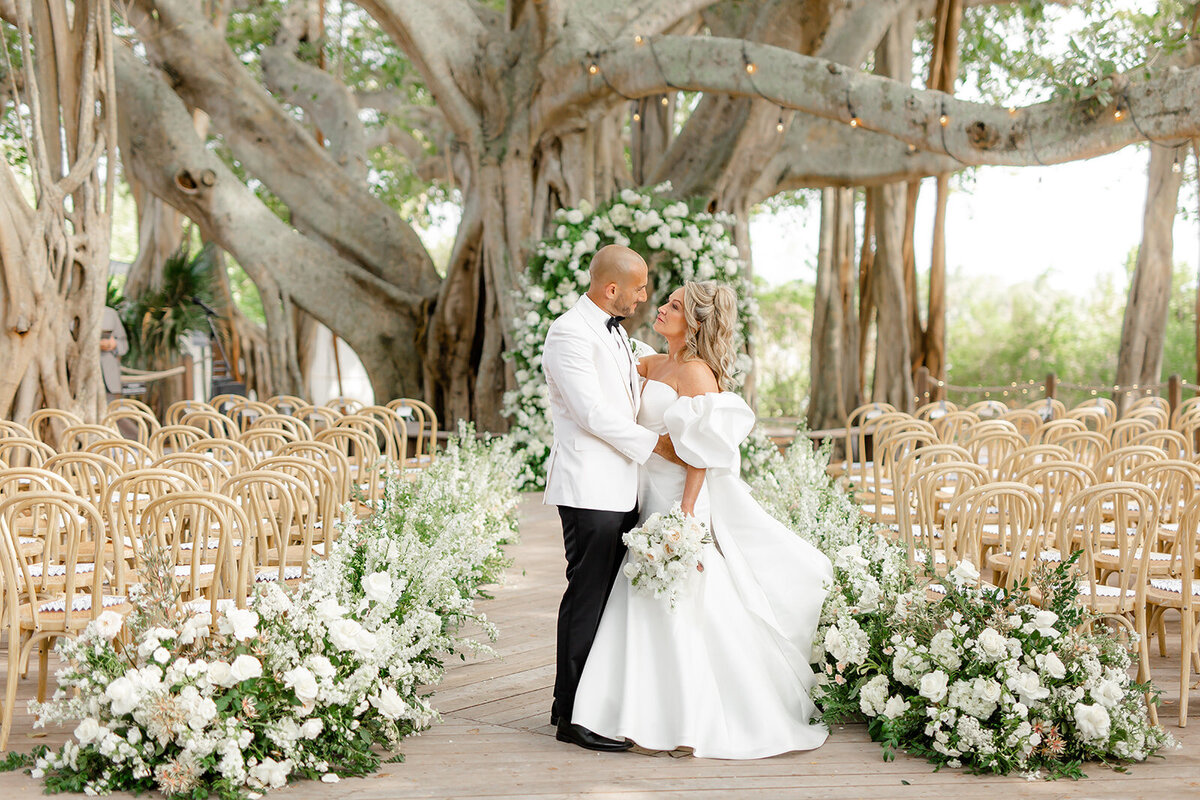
[0,492,1197,799]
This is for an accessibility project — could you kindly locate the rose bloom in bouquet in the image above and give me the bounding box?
[622,504,712,611]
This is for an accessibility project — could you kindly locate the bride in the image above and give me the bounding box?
[571,281,833,759]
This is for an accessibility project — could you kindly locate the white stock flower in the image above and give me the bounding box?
[919,670,949,703]
[1074,702,1112,742]
[564,208,584,224]
[230,654,263,683]
[314,597,346,622]
[858,674,890,717]
[362,572,393,604]
[218,608,260,642]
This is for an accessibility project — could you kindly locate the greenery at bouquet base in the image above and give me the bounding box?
[750,441,1171,778]
[27,425,519,799]
[502,184,757,490]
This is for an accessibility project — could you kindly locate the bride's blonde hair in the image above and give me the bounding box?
[681,281,739,391]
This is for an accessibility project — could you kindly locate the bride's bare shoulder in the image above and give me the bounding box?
[637,353,668,377]
[676,360,719,397]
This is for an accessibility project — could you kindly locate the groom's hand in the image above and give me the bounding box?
[654,433,685,467]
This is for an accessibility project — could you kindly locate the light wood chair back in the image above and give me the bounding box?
[259,455,342,539]
[101,408,159,445]
[151,453,233,493]
[221,470,319,583]
[843,403,898,486]
[43,452,123,507]
[1145,492,1200,725]
[1108,417,1158,450]
[25,408,84,448]
[149,425,209,456]
[209,393,248,415]
[1025,397,1066,421]
[327,396,365,415]
[387,398,440,466]
[0,467,73,496]
[897,460,987,569]
[360,405,410,464]
[277,441,352,506]
[102,469,202,558]
[1125,459,1200,528]
[0,437,55,469]
[239,428,295,460]
[265,395,307,415]
[1001,408,1043,440]
[943,482,1043,583]
[185,438,256,474]
[59,424,120,453]
[1095,445,1167,483]
[915,399,959,422]
[1012,460,1096,537]
[164,400,214,427]
[1055,431,1109,469]
[963,426,1025,479]
[250,413,313,441]
[1067,404,1111,434]
[86,437,155,470]
[228,401,275,434]
[106,397,155,417]
[335,414,398,463]
[293,404,341,435]
[1029,418,1087,445]
[932,410,980,446]
[997,444,1072,481]
[1129,429,1190,459]
[0,421,34,440]
[180,410,240,440]
[966,399,1009,419]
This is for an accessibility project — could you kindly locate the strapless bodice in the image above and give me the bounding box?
[637,379,677,435]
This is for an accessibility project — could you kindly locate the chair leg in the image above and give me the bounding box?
[1182,611,1193,728]
[1136,606,1158,726]
[0,633,19,750]
[37,639,49,703]
[1158,610,1168,657]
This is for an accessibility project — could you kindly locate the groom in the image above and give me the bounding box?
[542,244,673,751]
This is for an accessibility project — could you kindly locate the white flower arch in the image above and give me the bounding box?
[502,184,757,489]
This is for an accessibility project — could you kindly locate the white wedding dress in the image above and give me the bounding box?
[571,380,833,759]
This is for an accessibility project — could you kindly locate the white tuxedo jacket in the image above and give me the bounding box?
[542,296,658,512]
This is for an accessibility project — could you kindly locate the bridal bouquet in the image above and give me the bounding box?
[622,504,711,611]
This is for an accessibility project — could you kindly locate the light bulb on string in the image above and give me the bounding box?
[633,111,641,122]
[634,35,644,45]
[939,113,949,127]
[776,116,785,133]
[1172,156,1182,174]
[661,96,669,106]
[745,62,757,74]
[588,63,599,75]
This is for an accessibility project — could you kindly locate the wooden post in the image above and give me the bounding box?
[182,354,195,401]
[1169,373,1182,417]
[1045,372,1057,400]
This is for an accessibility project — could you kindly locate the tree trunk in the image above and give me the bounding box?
[808,186,861,430]
[870,183,916,410]
[1115,141,1188,409]
[0,0,116,424]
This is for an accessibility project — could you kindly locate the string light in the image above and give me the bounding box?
[633,111,641,122]
[939,112,949,127]
[1008,106,1017,115]
[634,35,644,45]
[776,113,785,133]
[745,61,757,74]
[588,63,599,75]
[849,116,859,128]
[661,96,669,106]
[1172,154,1182,174]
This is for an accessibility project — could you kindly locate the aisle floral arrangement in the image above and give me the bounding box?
[502,183,756,490]
[750,435,1172,778]
[26,425,519,798]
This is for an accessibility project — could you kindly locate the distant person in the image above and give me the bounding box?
[100,305,136,438]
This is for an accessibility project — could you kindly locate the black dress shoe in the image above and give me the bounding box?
[555,720,633,752]
[550,699,559,726]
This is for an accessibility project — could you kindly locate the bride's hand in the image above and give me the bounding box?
[680,500,696,518]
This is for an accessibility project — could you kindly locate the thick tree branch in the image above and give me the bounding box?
[127,0,439,296]
[542,34,1200,167]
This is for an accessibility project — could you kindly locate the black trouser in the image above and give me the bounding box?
[554,504,639,722]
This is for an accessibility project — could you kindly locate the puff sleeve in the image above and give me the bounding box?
[662,392,755,475]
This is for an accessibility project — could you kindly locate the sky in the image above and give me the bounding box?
[749,143,1199,292]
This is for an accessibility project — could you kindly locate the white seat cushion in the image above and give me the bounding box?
[254,566,304,583]
[1077,581,1137,599]
[38,594,127,613]
[913,550,948,565]
[174,563,217,577]
[1099,548,1175,562]
[1149,578,1200,597]
[27,562,96,578]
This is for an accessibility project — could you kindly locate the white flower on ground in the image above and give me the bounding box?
[362,572,393,603]
[1074,702,1112,742]
[322,773,340,783]
[919,670,949,703]
[230,654,263,683]
[249,758,292,789]
[218,608,259,642]
[858,674,890,716]
[104,676,141,716]
[1092,678,1124,708]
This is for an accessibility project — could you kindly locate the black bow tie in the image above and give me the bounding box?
[606,315,625,332]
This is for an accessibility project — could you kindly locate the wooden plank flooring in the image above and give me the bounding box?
[0,492,1196,798]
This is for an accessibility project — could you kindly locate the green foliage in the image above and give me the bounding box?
[122,243,217,368]
[225,259,266,327]
[755,278,814,418]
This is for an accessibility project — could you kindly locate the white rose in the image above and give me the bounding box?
[1009,670,1050,705]
[74,717,104,746]
[919,670,949,703]
[328,619,367,653]
[301,718,324,739]
[308,655,335,679]
[1043,652,1067,680]
[218,608,259,642]
[208,660,234,687]
[153,647,171,664]
[882,696,910,719]
[1025,609,1061,639]
[314,597,346,623]
[230,654,263,683]
[977,627,1007,661]
[249,757,291,789]
[283,666,319,703]
[92,610,124,640]
[362,572,393,604]
[976,677,1002,706]
[370,685,409,720]
[1073,702,1112,742]
[104,676,140,716]
[1092,678,1124,709]
[949,559,980,586]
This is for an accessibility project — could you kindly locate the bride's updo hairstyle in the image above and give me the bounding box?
[681,281,739,391]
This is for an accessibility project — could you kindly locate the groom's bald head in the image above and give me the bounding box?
[587,245,649,317]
